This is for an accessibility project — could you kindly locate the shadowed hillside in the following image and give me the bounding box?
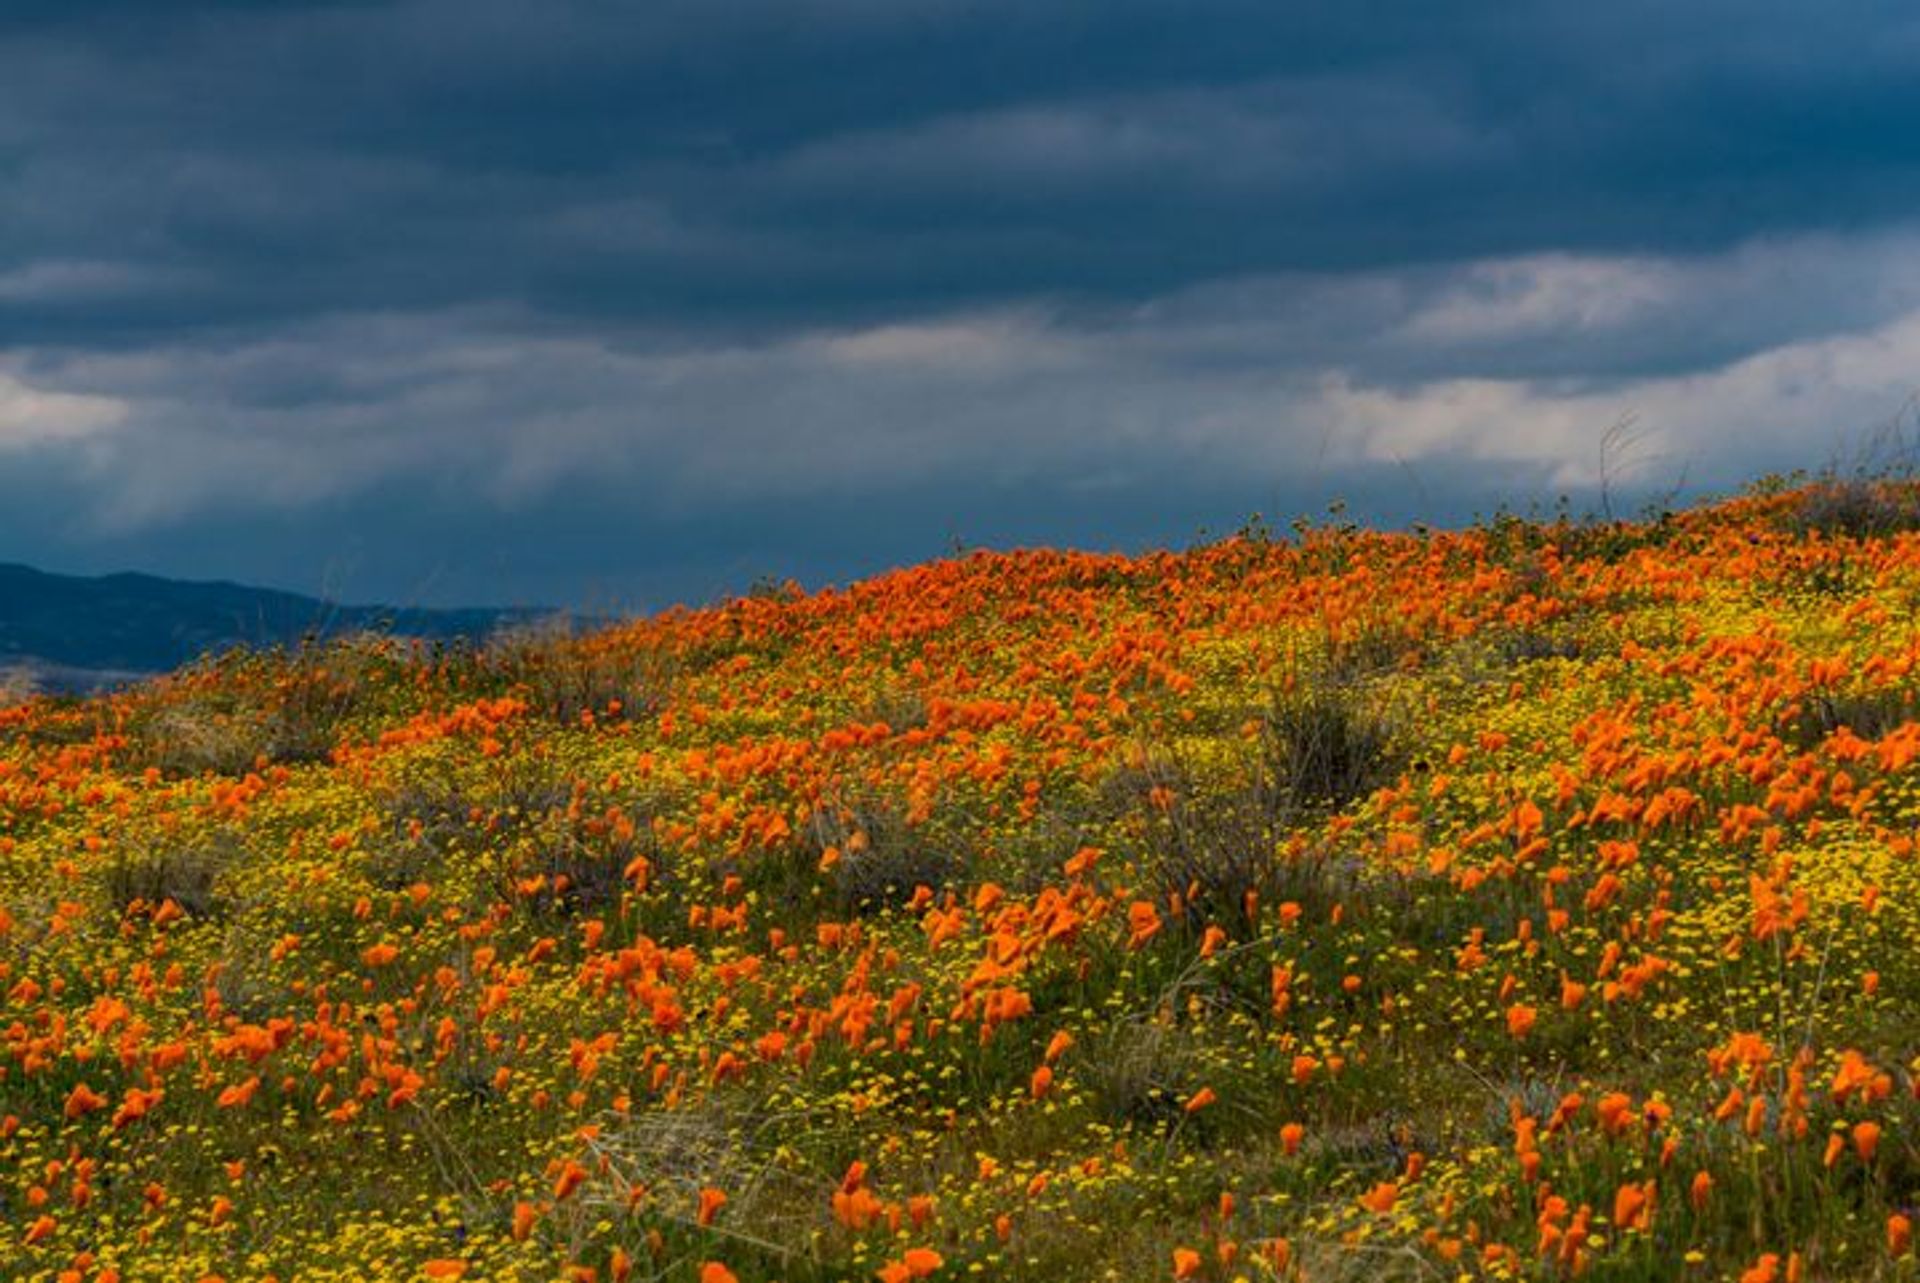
[0,562,544,691]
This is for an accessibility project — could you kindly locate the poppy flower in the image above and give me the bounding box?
[1030,1065,1053,1099]
[1358,1182,1398,1214]
[62,1084,106,1120]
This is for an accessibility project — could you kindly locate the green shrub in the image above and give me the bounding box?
[804,787,961,913]
[1786,478,1920,538]
[103,836,235,920]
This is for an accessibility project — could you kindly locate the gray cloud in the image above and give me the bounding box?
[13,229,1918,530]
[3,1,1919,603]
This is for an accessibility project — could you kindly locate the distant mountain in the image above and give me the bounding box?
[0,562,548,693]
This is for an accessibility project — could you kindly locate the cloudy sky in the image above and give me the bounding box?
[4,1,1920,608]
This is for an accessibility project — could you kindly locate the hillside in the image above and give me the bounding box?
[3,481,1920,1282]
[0,562,538,692]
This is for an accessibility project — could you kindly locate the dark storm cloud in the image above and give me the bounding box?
[3,1,1919,605]
[8,0,1920,341]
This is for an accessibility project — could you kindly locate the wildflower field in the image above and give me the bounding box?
[7,479,1920,1282]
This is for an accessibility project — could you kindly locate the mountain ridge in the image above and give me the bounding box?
[0,560,545,691]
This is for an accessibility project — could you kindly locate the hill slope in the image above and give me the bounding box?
[0,561,539,690]
[2,482,1919,1282]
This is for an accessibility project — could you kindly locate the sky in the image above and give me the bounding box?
[4,1,1920,610]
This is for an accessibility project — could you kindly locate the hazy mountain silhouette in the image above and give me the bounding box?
[0,563,545,693]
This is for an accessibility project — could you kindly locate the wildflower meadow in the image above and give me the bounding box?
[5,477,1920,1282]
